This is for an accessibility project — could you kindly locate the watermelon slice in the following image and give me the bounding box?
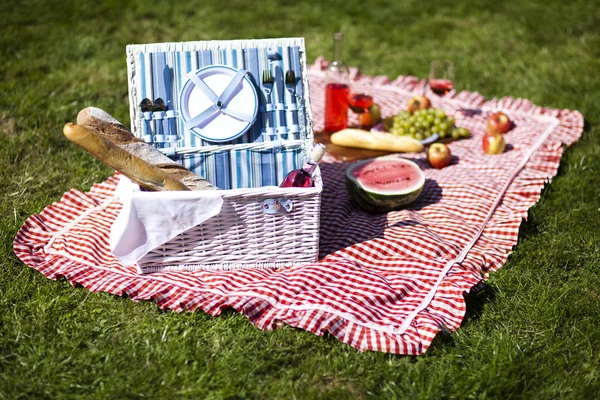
[345,157,425,213]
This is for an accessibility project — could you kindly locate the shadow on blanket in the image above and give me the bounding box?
[318,161,443,257]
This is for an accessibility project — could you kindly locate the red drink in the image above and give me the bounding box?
[348,93,374,113]
[429,79,454,96]
[348,93,376,129]
[324,83,350,133]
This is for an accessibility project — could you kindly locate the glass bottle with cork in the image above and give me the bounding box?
[280,144,327,188]
[324,32,350,134]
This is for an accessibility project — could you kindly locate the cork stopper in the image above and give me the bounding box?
[310,143,327,163]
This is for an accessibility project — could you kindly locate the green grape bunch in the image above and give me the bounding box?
[387,108,470,141]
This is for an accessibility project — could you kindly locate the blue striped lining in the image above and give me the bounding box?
[174,146,302,190]
[139,46,302,145]
[136,45,306,190]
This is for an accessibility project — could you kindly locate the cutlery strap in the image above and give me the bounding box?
[142,112,153,142]
[260,103,286,112]
[166,110,179,142]
[262,126,302,137]
[262,127,277,136]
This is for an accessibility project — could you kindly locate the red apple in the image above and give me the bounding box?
[487,112,512,134]
[407,95,431,114]
[427,143,452,169]
[482,132,506,154]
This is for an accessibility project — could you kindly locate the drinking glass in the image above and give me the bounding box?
[429,60,454,96]
[348,93,375,130]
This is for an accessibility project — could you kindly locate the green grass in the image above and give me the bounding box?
[1,0,600,398]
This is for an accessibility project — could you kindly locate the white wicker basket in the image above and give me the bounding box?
[125,38,321,273]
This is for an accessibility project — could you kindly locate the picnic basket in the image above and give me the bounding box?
[125,38,321,273]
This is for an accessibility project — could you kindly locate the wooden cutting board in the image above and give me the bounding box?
[314,130,395,162]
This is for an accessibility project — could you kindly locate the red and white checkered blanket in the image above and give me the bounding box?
[13,60,583,355]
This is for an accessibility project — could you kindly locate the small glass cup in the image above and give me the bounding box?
[348,93,375,130]
[429,60,454,96]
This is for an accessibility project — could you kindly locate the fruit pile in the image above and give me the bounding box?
[387,108,470,141]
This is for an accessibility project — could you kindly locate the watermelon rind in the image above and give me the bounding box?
[345,157,425,213]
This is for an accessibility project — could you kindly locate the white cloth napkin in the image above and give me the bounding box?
[110,176,223,266]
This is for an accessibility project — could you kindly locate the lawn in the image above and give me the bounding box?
[1,0,600,398]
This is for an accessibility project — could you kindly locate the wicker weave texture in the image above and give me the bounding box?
[137,179,322,273]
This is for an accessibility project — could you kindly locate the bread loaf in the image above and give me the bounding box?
[330,129,424,153]
[76,107,214,191]
[63,123,190,192]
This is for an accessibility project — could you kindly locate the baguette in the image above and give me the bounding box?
[330,128,424,153]
[76,107,214,191]
[63,123,190,192]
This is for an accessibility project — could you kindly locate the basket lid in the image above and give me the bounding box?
[126,38,314,153]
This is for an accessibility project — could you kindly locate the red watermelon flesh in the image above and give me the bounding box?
[345,157,425,213]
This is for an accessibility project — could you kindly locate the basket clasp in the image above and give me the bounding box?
[261,198,293,214]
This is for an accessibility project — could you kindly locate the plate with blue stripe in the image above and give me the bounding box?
[179,65,259,143]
